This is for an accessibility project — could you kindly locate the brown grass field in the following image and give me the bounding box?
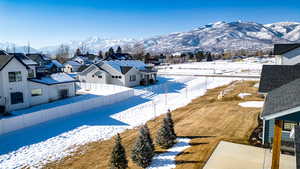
[44,80,263,169]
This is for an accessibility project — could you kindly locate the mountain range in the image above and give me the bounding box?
[1,21,300,55]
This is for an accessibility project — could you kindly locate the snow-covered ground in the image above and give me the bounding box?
[0,59,270,169]
[238,93,252,99]
[148,138,191,169]
[239,101,264,108]
[157,58,274,77]
[0,75,238,169]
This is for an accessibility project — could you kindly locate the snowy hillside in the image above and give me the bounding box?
[142,21,300,53]
[1,21,300,54]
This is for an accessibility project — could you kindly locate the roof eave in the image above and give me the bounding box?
[261,106,300,121]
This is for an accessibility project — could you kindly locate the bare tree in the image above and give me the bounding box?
[55,44,70,64]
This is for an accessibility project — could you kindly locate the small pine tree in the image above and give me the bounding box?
[166,112,176,140]
[110,134,128,169]
[116,46,122,54]
[131,127,154,168]
[141,125,155,155]
[156,118,176,149]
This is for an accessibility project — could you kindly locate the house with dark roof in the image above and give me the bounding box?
[0,51,77,113]
[258,64,300,93]
[274,43,300,65]
[78,60,157,87]
[260,78,300,168]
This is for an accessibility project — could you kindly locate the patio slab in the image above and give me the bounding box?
[203,141,295,169]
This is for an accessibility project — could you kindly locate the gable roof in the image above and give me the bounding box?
[274,43,300,55]
[0,51,33,71]
[120,66,133,74]
[79,64,98,76]
[261,78,300,120]
[258,65,300,93]
[65,60,82,67]
[0,51,13,71]
[9,53,38,66]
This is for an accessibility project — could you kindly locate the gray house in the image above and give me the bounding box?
[259,64,300,150]
[78,60,157,87]
[274,43,300,65]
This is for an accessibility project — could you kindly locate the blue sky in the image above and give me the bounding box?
[1,0,300,48]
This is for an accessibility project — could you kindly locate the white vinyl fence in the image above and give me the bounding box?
[0,84,134,135]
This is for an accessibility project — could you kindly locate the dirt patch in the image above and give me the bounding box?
[44,80,263,169]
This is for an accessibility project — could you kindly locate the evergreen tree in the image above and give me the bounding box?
[206,52,213,62]
[166,112,176,140]
[75,48,82,56]
[116,46,122,54]
[110,134,128,169]
[131,127,154,168]
[156,118,176,149]
[141,125,155,154]
[108,47,115,56]
[98,50,103,59]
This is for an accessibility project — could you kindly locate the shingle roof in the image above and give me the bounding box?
[120,66,133,74]
[258,65,300,93]
[0,50,13,71]
[261,78,300,119]
[274,43,300,55]
[9,53,37,66]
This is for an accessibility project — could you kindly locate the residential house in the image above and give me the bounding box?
[258,64,300,158]
[78,60,157,87]
[274,43,300,65]
[26,53,65,74]
[261,78,300,150]
[64,60,83,73]
[0,51,77,113]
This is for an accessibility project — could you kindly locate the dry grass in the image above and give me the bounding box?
[44,80,263,169]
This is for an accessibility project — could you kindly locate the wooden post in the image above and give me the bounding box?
[271,120,283,169]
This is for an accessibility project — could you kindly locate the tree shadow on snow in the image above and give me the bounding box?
[0,95,150,155]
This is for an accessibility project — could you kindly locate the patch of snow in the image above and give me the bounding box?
[147,138,191,169]
[239,101,264,108]
[238,93,251,98]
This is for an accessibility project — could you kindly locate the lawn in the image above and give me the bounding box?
[44,80,263,169]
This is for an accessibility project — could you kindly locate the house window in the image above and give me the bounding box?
[9,72,22,82]
[10,92,24,104]
[283,121,299,131]
[31,89,42,97]
[28,69,35,78]
[119,76,122,79]
[92,75,95,78]
[112,76,115,78]
[98,76,102,78]
[130,75,136,81]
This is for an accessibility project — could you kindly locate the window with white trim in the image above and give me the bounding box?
[9,72,22,82]
[130,75,136,81]
[31,89,43,97]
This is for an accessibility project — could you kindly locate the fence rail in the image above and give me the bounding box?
[0,83,134,135]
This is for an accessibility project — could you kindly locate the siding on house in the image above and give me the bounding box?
[265,119,294,144]
[280,47,300,65]
[124,67,141,87]
[0,58,31,111]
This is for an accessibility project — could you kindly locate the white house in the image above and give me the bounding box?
[274,43,300,65]
[0,51,77,113]
[64,60,83,73]
[78,60,157,87]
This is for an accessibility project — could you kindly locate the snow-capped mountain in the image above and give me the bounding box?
[0,42,38,53]
[39,37,138,55]
[1,21,300,54]
[142,21,300,53]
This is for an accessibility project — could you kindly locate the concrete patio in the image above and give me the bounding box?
[203,141,295,169]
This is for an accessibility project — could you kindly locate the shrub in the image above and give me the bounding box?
[110,134,128,169]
